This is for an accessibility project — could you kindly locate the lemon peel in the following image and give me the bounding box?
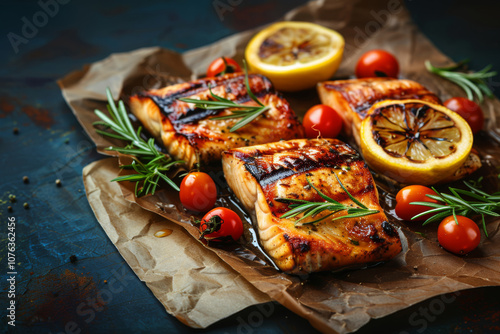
[245,21,344,92]
[360,99,473,185]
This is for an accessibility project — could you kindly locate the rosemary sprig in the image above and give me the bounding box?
[178,62,269,132]
[94,88,184,196]
[425,59,497,102]
[278,173,379,226]
[411,180,500,237]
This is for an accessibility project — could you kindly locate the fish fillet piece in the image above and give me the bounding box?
[317,77,441,145]
[223,138,402,274]
[441,149,482,183]
[129,73,304,168]
[317,78,481,183]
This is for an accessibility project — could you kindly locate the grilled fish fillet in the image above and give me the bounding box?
[130,73,304,168]
[317,77,441,145]
[317,78,481,183]
[223,138,402,274]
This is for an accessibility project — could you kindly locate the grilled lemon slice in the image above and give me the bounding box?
[360,99,473,185]
[245,21,344,92]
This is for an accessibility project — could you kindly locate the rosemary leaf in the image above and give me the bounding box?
[280,202,320,219]
[300,212,337,226]
[410,178,500,237]
[106,147,157,156]
[111,174,148,182]
[425,60,497,102]
[178,61,269,132]
[333,172,368,209]
[332,209,379,221]
[94,129,128,141]
[228,107,268,132]
[278,175,379,225]
[307,178,339,204]
[94,88,183,196]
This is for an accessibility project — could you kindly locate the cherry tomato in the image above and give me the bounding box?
[444,97,484,134]
[438,215,480,255]
[199,207,244,242]
[303,104,343,138]
[206,57,242,77]
[395,185,440,221]
[180,172,217,212]
[355,50,399,78]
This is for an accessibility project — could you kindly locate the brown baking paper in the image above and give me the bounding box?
[60,0,500,333]
[82,157,272,328]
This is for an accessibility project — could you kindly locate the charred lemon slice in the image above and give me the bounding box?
[360,99,473,185]
[245,21,344,92]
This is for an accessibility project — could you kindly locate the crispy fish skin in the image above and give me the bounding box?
[130,73,305,168]
[317,77,441,145]
[223,138,402,274]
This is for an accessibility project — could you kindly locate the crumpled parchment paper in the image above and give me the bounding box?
[82,158,272,328]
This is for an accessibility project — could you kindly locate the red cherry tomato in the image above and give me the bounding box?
[395,185,440,221]
[438,215,480,255]
[444,97,484,134]
[206,57,242,77]
[180,172,217,212]
[355,50,399,78]
[303,104,343,138]
[199,207,244,242]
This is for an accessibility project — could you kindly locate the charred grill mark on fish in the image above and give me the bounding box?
[129,72,305,168]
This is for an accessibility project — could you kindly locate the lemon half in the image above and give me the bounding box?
[245,21,344,92]
[360,99,473,185]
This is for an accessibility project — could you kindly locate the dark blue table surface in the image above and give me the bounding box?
[1,1,500,333]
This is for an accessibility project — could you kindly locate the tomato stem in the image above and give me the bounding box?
[199,215,223,240]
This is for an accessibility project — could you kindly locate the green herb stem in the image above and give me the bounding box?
[425,60,496,102]
[278,173,379,226]
[179,61,269,132]
[94,88,183,196]
[411,180,500,237]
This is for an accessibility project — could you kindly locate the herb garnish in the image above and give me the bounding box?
[179,62,270,132]
[411,180,500,237]
[94,88,184,196]
[278,173,379,225]
[425,59,496,102]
